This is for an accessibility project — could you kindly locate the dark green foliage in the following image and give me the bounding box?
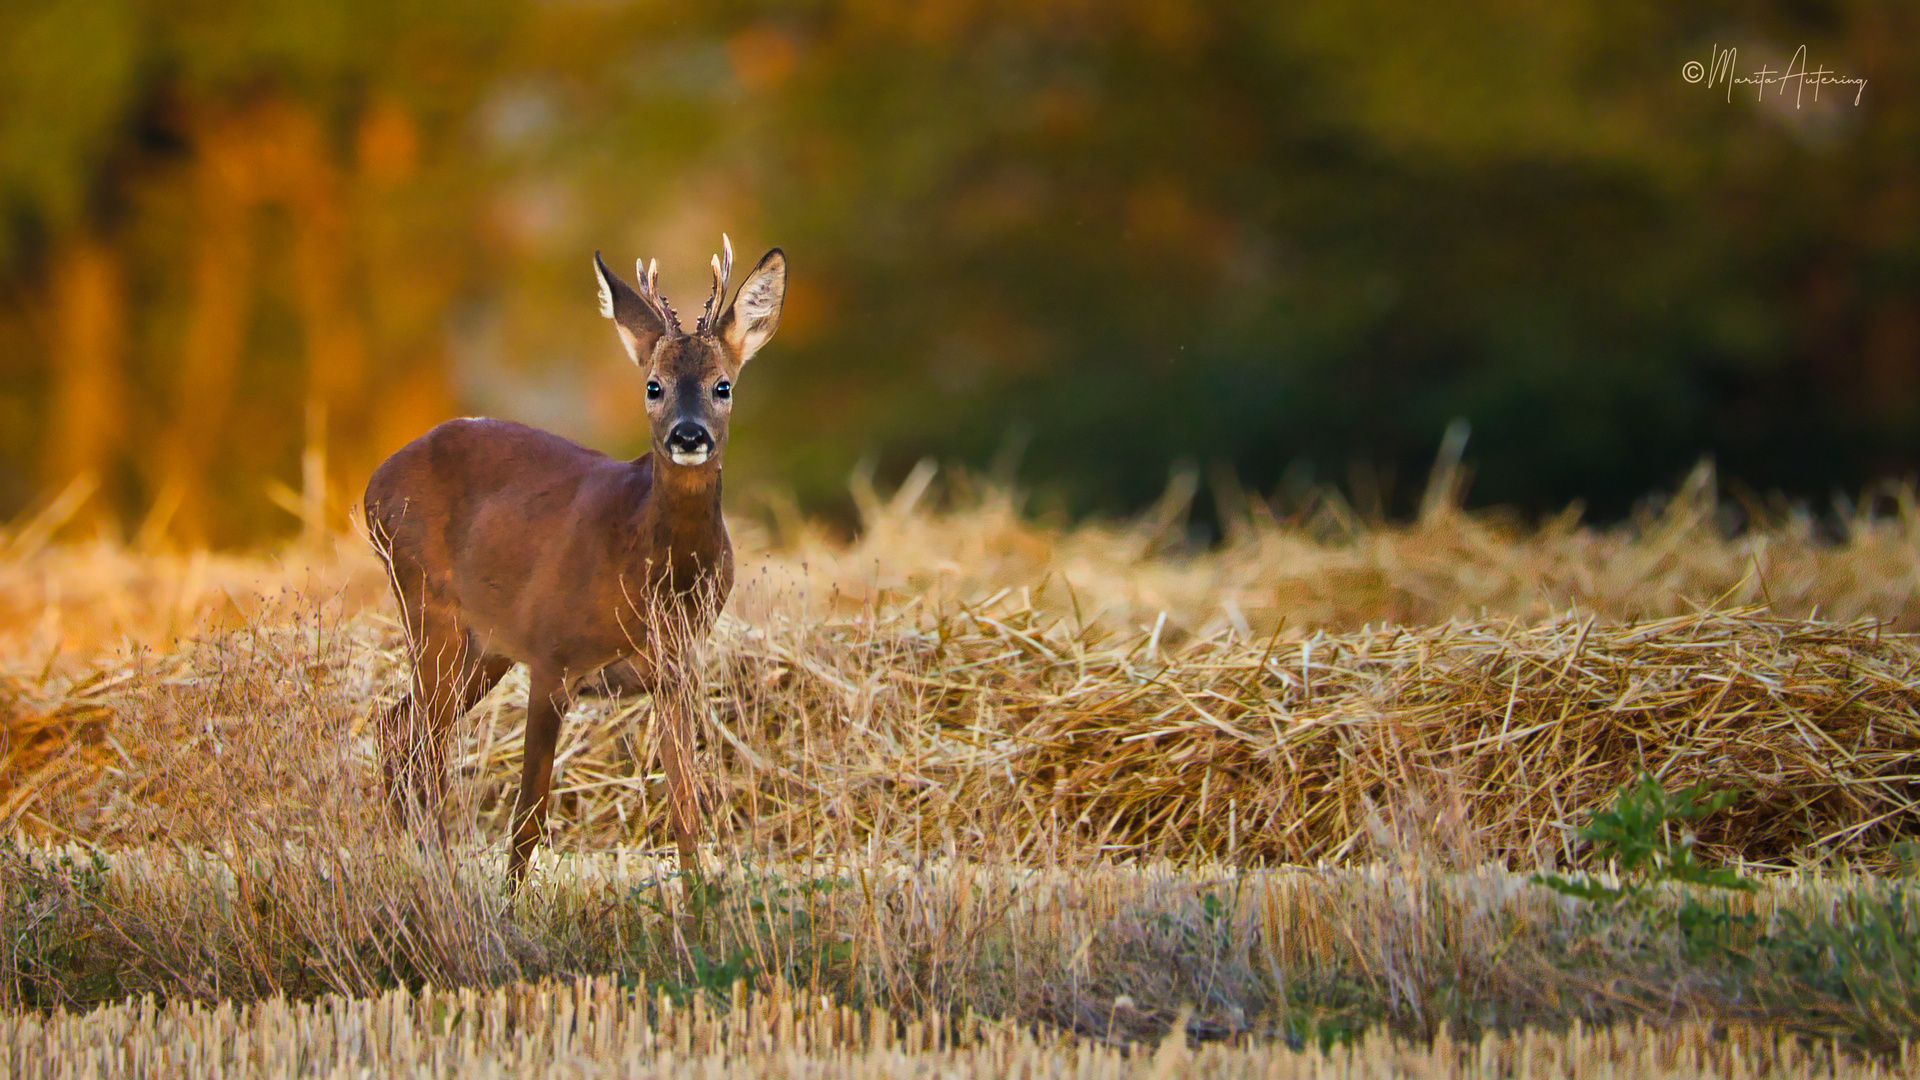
[1534,772,1756,905]
[1534,773,1759,968]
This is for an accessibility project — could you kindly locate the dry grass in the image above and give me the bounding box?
[7,459,1920,671]
[7,833,1919,1051]
[807,460,1920,638]
[7,973,1910,1080]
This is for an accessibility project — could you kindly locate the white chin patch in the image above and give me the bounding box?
[669,449,710,466]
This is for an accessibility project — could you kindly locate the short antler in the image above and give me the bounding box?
[696,234,733,335]
[634,257,683,335]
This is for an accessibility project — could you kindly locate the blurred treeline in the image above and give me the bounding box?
[0,0,1912,546]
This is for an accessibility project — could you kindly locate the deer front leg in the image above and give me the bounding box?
[507,663,568,886]
[655,674,704,873]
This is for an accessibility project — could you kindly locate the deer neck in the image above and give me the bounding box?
[633,456,728,593]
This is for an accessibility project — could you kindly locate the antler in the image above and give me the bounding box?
[634,257,684,335]
[696,234,734,334]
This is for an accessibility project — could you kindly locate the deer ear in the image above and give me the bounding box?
[718,248,786,366]
[595,251,667,364]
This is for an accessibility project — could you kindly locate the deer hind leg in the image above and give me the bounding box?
[439,652,516,803]
[385,609,503,832]
[507,663,568,886]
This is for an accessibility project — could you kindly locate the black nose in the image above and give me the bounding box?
[667,421,713,453]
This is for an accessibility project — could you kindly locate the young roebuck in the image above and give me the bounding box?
[365,237,786,883]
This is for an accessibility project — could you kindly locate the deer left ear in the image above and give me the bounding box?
[718,248,786,366]
[595,251,671,364]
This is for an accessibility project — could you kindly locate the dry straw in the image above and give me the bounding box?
[8,590,1920,872]
[8,458,1920,668]
[7,462,1920,867]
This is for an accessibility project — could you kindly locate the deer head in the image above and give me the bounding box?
[593,236,787,469]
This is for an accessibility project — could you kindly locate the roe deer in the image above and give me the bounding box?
[364,236,786,883]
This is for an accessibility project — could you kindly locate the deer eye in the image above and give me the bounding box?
[713,380,731,400]
[646,380,662,400]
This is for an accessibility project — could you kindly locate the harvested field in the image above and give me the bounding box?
[7,843,1920,1059]
[7,974,1905,1080]
[7,472,1920,1066]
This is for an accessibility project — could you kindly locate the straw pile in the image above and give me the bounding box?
[0,668,118,835]
[4,974,1902,1079]
[1019,607,1920,866]
[706,599,1920,867]
[10,586,1920,870]
[7,464,1920,866]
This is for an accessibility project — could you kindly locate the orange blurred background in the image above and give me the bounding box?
[0,1,1913,547]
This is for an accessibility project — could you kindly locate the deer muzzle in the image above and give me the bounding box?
[666,421,715,466]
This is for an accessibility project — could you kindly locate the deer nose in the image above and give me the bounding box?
[666,421,713,455]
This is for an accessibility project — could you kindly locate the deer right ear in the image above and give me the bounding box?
[718,248,787,367]
[594,251,667,364]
